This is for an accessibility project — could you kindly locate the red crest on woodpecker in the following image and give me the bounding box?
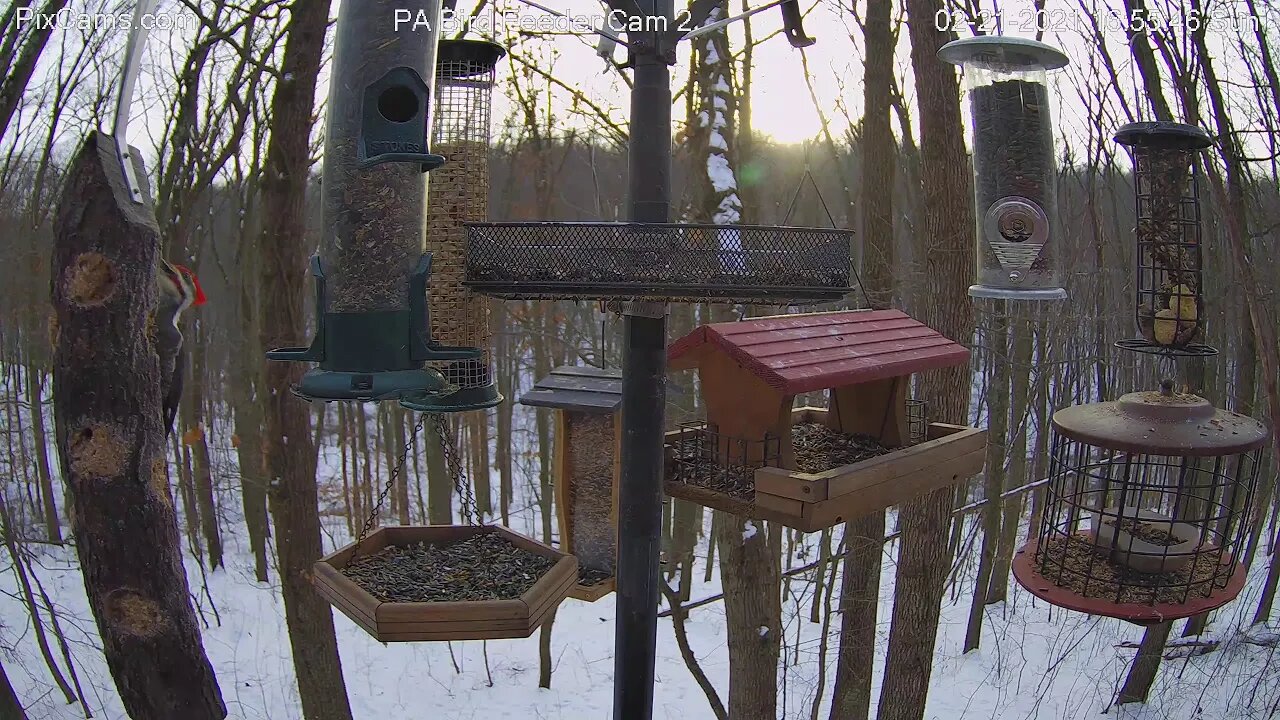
[173,264,207,306]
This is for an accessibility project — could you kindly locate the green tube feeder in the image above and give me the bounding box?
[266,0,486,408]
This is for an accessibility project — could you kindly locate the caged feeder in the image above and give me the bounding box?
[520,366,623,602]
[1012,382,1270,624]
[662,310,987,532]
[939,36,1070,301]
[405,38,508,412]
[1112,122,1217,358]
[265,0,485,403]
[464,222,853,304]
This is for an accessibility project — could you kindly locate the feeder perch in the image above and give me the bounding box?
[1113,122,1217,358]
[464,222,853,304]
[663,310,987,532]
[312,525,577,642]
[939,36,1069,301]
[520,366,623,601]
[265,1,486,404]
[1012,385,1269,624]
[405,38,508,413]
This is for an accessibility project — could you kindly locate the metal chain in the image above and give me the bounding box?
[344,412,427,568]
[434,413,478,526]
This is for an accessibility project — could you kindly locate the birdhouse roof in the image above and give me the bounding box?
[667,309,969,395]
[519,365,623,413]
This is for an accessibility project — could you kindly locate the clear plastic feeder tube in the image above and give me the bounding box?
[321,0,442,313]
[939,36,1069,301]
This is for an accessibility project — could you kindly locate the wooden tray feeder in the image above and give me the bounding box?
[520,366,622,602]
[1012,383,1269,625]
[312,525,577,642]
[664,309,987,532]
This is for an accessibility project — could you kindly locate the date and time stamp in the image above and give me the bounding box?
[936,6,1264,36]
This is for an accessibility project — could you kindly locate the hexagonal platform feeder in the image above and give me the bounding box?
[1013,384,1269,624]
[313,525,577,641]
[465,222,852,303]
[520,366,623,602]
[662,310,987,532]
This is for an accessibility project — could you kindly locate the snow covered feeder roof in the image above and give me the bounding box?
[667,309,970,395]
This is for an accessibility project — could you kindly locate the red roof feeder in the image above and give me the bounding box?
[664,309,988,532]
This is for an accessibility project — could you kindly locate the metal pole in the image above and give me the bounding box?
[614,1,672,718]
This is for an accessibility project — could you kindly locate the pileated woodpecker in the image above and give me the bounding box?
[156,260,206,437]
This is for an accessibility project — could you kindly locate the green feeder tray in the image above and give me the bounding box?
[266,254,492,408]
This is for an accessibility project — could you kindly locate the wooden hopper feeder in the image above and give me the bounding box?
[520,366,622,602]
[312,525,577,642]
[664,310,987,532]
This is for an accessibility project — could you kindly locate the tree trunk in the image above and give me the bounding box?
[829,0,894,711]
[965,307,1007,651]
[988,320,1033,603]
[1116,621,1173,705]
[0,656,28,720]
[27,369,61,544]
[51,131,225,719]
[715,514,781,719]
[257,1,353,717]
[425,417,452,524]
[878,1,975,717]
[0,0,68,140]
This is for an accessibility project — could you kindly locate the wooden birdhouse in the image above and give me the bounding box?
[520,366,622,601]
[664,309,988,532]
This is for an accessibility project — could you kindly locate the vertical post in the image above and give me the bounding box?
[614,1,672,718]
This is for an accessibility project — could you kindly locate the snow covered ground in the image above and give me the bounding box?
[2,401,1278,719]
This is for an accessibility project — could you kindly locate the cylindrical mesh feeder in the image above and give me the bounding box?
[1012,384,1269,624]
[939,37,1069,301]
[266,1,486,402]
[405,39,506,412]
[1113,122,1216,357]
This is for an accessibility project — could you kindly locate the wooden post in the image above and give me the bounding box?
[51,132,225,719]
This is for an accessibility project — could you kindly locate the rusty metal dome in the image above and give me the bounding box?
[1051,385,1269,457]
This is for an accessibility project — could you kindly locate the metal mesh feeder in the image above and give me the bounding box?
[939,36,1069,301]
[405,39,508,413]
[1113,122,1217,358]
[266,1,483,402]
[1013,383,1269,624]
[464,222,853,304]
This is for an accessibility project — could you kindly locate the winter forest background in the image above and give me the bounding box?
[2,0,1280,718]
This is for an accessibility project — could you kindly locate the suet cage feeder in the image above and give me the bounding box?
[403,38,508,413]
[464,222,854,304]
[266,0,484,404]
[1112,122,1217,358]
[520,366,623,602]
[313,525,577,642]
[1012,384,1269,624]
[662,310,987,532]
[939,36,1069,301]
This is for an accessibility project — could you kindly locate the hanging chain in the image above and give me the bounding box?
[434,413,479,526]
[344,412,427,568]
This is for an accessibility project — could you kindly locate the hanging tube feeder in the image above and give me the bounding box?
[939,36,1069,301]
[265,0,483,403]
[1112,122,1217,357]
[403,38,508,413]
[1012,383,1269,625]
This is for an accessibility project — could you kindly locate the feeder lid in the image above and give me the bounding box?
[1052,386,1269,456]
[520,365,622,414]
[1114,121,1214,151]
[937,36,1069,70]
[436,39,507,79]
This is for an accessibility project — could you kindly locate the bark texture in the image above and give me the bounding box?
[51,132,225,719]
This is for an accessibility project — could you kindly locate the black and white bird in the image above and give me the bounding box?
[156,259,206,437]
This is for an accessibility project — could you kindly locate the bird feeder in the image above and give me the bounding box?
[403,39,507,412]
[266,0,483,402]
[312,525,577,642]
[520,366,623,601]
[1012,383,1269,624]
[1113,122,1217,357]
[663,310,987,532]
[939,36,1069,301]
